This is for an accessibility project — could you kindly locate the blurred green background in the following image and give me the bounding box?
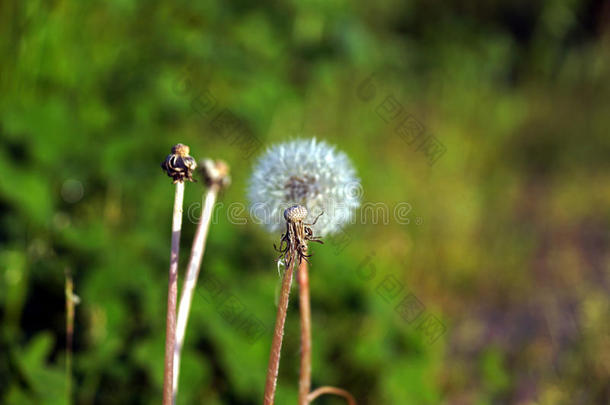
[1,0,610,404]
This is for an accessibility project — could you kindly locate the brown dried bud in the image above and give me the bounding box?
[276,205,323,266]
[161,143,197,183]
[284,205,308,223]
[172,143,190,157]
[199,158,231,189]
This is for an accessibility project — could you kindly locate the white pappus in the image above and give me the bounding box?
[248,138,361,236]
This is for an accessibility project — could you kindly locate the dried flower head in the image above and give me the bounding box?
[275,205,323,266]
[161,143,197,183]
[199,158,231,189]
[248,139,361,236]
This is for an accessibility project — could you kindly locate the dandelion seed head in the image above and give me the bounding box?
[248,138,361,235]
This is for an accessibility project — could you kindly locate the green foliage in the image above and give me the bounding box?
[2,0,610,404]
[6,332,67,405]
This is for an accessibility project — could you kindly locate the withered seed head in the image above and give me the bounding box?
[284,205,308,223]
[275,205,323,267]
[161,143,197,183]
[199,158,231,189]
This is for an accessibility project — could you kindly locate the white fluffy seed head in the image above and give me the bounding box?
[248,138,361,235]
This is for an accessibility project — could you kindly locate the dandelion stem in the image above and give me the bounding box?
[263,257,295,405]
[173,184,218,402]
[307,386,357,405]
[298,254,312,405]
[163,181,185,405]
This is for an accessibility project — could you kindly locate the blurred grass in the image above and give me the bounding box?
[1,0,610,404]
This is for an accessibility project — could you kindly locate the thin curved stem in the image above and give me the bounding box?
[263,258,295,405]
[173,185,218,402]
[307,386,357,405]
[163,181,184,405]
[298,255,311,405]
[65,269,75,405]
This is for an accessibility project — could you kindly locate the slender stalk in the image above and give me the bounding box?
[163,181,185,405]
[65,269,76,405]
[298,254,312,405]
[263,258,295,405]
[173,184,219,401]
[296,239,356,405]
[307,386,356,405]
